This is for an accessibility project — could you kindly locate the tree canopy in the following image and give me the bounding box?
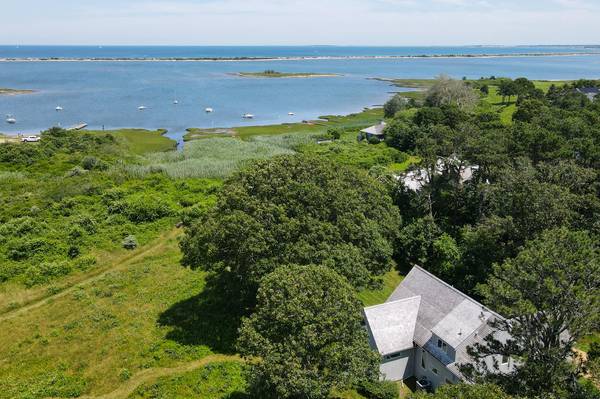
[180,154,401,305]
[237,265,379,399]
[467,228,600,397]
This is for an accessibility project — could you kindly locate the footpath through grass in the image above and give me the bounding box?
[0,230,242,398]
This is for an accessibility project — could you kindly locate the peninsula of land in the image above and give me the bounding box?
[236,70,341,78]
[0,51,598,62]
[0,88,34,95]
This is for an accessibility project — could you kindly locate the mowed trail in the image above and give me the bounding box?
[70,355,244,399]
[0,228,181,322]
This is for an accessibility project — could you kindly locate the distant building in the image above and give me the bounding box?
[576,87,600,101]
[359,121,387,142]
[398,158,479,192]
[363,266,514,391]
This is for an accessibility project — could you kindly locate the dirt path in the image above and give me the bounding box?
[0,228,181,322]
[46,355,243,399]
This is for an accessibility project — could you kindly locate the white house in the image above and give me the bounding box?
[363,266,514,391]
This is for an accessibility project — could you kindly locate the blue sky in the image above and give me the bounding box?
[2,0,599,45]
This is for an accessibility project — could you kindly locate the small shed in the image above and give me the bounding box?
[359,121,387,142]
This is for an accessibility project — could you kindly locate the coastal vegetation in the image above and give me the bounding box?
[237,70,340,78]
[0,75,599,399]
[0,88,34,95]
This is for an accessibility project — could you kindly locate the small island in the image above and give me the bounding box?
[237,70,341,78]
[0,88,34,96]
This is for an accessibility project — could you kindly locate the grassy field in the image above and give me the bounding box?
[0,229,245,398]
[386,78,571,124]
[85,129,176,155]
[184,107,384,142]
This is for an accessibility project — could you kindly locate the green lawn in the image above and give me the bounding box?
[86,129,177,155]
[358,270,405,307]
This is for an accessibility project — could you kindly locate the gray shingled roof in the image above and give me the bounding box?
[360,122,387,136]
[363,296,421,355]
[363,266,505,377]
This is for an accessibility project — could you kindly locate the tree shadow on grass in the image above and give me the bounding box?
[157,273,247,354]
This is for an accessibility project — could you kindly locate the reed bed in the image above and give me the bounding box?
[116,137,297,179]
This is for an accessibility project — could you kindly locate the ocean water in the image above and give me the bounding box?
[1,46,600,143]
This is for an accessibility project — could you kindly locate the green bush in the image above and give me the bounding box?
[122,235,138,250]
[368,136,383,145]
[108,195,173,223]
[6,238,48,261]
[24,261,73,286]
[357,380,399,399]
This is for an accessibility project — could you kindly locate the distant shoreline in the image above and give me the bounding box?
[0,88,34,95]
[0,52,599,62]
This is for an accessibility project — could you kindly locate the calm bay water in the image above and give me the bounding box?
[1,46,600,143]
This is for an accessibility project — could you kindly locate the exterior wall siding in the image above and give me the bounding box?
[414,348,460,390]
[380,348,415,381]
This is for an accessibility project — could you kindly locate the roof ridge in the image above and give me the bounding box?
[364,295,421,310]
[411,265,503,319]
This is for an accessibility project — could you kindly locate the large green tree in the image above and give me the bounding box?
[466,228,600,397]
[237,265,379,399]
[180,154,401,304]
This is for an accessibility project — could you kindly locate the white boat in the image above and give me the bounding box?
[205,108,214,113]
[55,106,63,111]
[173,100,179,105]
[5,114,16,124]
[288,112,295,116]
[138,106,147,111]
[242,113,254,119]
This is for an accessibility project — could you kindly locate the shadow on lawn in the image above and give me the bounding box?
[158,273,247,354]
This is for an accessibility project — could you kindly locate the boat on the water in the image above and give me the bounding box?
[55,106,63,111]
[205,108,214,113]
[5,114,16,124]
[173,100,179,105]
[242,113,254,119]
[138,106,147,111]
[288,112,295,116]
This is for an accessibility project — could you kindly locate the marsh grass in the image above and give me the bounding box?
[119,137,298,179]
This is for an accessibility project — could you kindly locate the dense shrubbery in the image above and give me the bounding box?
[356,380,399,399]
[0,128,220,285]
[385,77,600,398]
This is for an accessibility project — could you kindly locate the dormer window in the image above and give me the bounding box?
[437,339,448,353]
[501,355,509,365]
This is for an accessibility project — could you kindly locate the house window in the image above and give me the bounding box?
[437,339,448,353]
[421,353,426,369]
[501,355,509,365]
[432,368,438,375]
